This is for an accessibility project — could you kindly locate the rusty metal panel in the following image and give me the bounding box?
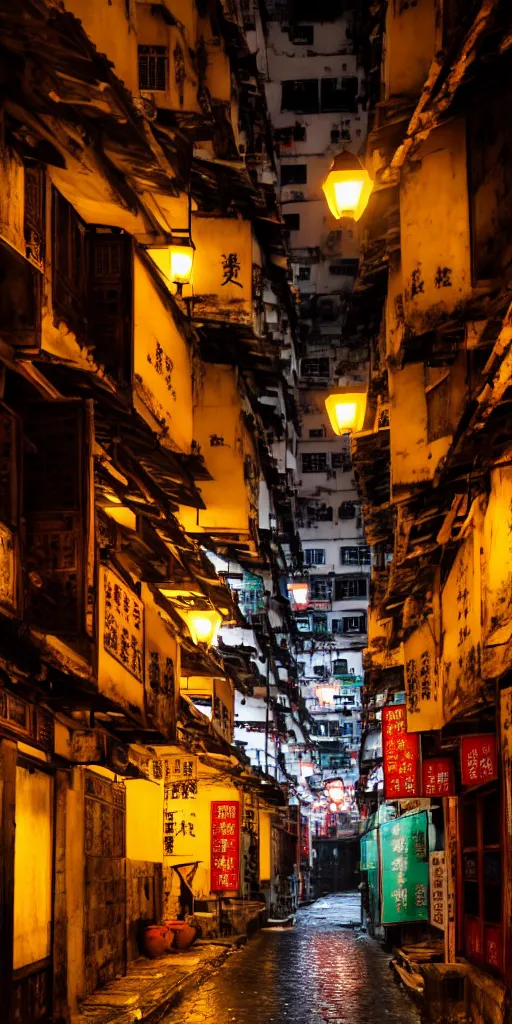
[84,772,126,995]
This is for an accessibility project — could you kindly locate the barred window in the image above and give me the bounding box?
[138,46,168,92]
[304,548,325,565]
[302,452,327,473]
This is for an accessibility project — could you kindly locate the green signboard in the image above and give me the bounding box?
[361,829,380,926]
[380,812,429,924]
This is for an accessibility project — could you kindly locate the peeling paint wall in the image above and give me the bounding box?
[481,467,512,678]
[384,0,437,100]
[401,119,472,331]
[178,364,255,535]
[133,254,194,455]
[441,503,484,721]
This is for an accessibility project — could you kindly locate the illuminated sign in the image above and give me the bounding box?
[380,812,429,924]
[422,757,455,797]
[460,735,497,786]
[211,801,240,892]
[382,705,420,798]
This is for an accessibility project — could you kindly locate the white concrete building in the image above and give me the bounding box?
[264,0,369,799]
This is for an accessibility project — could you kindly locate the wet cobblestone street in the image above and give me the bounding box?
[163,895,421,1024]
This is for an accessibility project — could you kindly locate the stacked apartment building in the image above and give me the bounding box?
[0,0,312,1018]
[353,1,512,1020]
[262,0,369,837]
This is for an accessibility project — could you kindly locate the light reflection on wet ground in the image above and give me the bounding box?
[162,893,421,1024]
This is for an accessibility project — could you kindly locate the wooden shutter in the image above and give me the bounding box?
[23,400,92,635]
[88,232,132,384]
[52,188,87,340]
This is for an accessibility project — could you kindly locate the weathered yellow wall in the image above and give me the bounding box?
[384,0,436,100]
[259,809,272,882]
[389,363,451,491]
[65,0,138,93]
[125,779,164,862]
[441,500,485,722]
[13,765,53,969]
[401,120,471,331]
[190,216,253,323]
[133,254,194,455]
[482,465,512,677]
[178,364,252,534]
[165,762,241,897]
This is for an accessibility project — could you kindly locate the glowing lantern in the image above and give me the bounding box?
[322,151,373,222]
[181,608,222,647]
[328,784,344,804]
[325,386,367,435]
[170,242,194,285]
[329,802,338,813]
[287,581,309,610]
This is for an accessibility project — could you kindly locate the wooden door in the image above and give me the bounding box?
[11,757,54,1023]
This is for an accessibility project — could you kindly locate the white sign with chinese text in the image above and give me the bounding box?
[429,851,447,931]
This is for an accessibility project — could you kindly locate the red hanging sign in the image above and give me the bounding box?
[422,757,455,797]
[211,800,240,892]
[460,735,497,787]
[382,704,420,798]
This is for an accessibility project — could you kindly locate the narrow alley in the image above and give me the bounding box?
[162,896,420,1024]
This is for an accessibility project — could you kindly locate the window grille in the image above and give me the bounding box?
[138,45,168,92]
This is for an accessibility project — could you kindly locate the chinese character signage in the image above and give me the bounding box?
[163,789,197,858]
[442,530,482,721]
[404,616,443,731]
[460,735,497,786]
[149,754,197,799]
[429,851,446,930]
[211,800,240,892]
[102,567,144,681]
[189,217,252,324]
[380,812,429,925]
[382,705,420,798]
[422,758,455,797]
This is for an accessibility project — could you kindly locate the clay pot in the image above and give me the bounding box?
[142,924,175,958]
[164,920,197,951]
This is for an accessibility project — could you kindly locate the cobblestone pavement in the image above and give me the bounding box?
[162,894,421,1024]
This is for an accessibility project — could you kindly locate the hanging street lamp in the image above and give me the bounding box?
[180,608,223,647]
[325,385,367,436]
[322,151,373,222]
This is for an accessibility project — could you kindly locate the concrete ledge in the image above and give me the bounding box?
[71,940,241,1024]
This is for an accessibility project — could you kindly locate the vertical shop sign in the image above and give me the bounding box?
[382,705,420,798]
[460,735,497,786]
[380,812,429,924]
[429,851,447,930]
[211,801,240,892]
[422,758,455,797]
[102,567,144,681]
[361,829,380,926]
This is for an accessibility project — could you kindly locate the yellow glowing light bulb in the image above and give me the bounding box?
[334,180,364,212]
[182,608,222,647]
[170,245,194,285]
[322,151,373,221]
[329,785,344,804]
[325,388,367,435]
